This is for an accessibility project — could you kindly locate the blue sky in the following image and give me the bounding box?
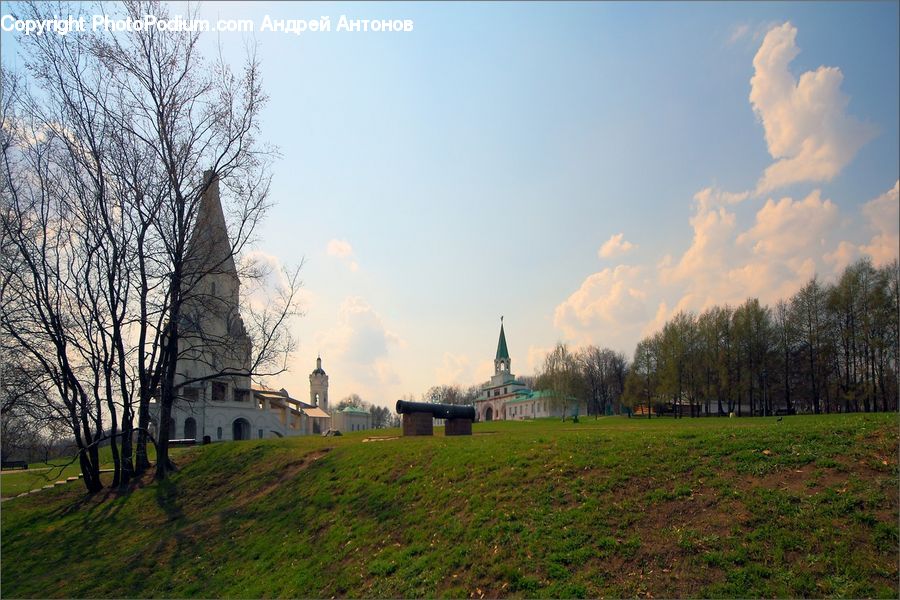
[3,1,898,408]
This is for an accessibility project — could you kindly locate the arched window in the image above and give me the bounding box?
[184,417,197,440]
[210,281,216,296]
[217,426,223,440]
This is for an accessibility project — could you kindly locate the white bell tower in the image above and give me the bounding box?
[309,356,329,412]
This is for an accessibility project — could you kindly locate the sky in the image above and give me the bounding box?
[2,1,898,409]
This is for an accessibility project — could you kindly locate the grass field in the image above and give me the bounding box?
[1,414,897,598]
[0,445,176,497]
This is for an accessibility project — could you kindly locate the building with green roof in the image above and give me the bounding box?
[332,405,373,433]
[475,318,587,422]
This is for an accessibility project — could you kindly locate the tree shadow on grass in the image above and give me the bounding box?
[46,469,158,521]
[155,478,185,522]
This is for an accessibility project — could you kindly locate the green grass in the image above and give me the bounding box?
[0,445,173,497]
[1,414,897,598]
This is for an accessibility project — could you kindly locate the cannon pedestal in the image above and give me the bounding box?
[396,399,474,437]
[402,412,433,436]
[445,418,472,436]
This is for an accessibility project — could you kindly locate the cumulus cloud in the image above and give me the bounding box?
[526,345,553,375]
[326,238,359,271]
[318,296,402,387]
[554,265,652,350]
[860,180,900,266]
[553,23,891,356]
[662,188,837,310]
[660,188,740,284]
[556,186,866,351]
[750,22,876,194]
[824,240,860,273]
[736,190,838,257]
[435,352,472,385]
[598,233,637,258]
[239,250,294,311]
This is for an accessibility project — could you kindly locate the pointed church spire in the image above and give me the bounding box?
[186,170,238,285]
[494,317,512,376]
[496,318,509,361]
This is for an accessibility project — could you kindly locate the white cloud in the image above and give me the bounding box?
[554,264,651,350]
[643,302,671,338]
[326,239,353,258]
[736,190,838,257]
[650,17,880,310]
[728,23,750,45]
[659,188,738,293]
[824,240,860,273]
[859,180,900,266]
[239,250,292,311]
[318,296,402,388]
[474,359,495,383]
[553,23,891,356]
[326,238,359,271]
[435,352,471,385]
[598,233,637,258]
[557,187,863,352]
[526,345,553,375]
[750,22,876,194]
[664,188,838,310]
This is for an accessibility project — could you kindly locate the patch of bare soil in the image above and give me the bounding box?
[744,466,847,496]
[616,487,741,596]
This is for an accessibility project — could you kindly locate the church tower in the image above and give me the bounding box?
[309,356,329,411]
[494,318,511,375]
[178,171,252,398]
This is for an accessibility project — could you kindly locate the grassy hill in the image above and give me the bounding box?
[1,414,897,598]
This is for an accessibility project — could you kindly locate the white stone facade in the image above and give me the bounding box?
[149,173,331,441]
[474,321,587,422]
[332,407,373,433]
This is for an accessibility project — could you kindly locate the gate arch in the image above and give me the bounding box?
[232,418,250,441]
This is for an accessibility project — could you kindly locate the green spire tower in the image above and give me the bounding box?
[494,316,511,374]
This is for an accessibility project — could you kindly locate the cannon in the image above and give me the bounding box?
[395,400,475,436]
[395,400,476,420]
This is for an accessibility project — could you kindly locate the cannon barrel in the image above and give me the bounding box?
[395,400,476,421]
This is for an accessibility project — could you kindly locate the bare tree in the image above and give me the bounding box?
[2,0,301,489]
[336,394,367,411]
[535,343,585,420]
[578,346,627,417]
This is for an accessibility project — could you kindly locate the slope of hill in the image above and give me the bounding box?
[1,414,897,598]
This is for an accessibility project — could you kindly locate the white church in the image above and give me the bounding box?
[149,173,333,441]
[475,319,588,422]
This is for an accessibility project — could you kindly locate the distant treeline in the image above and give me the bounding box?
[420,258,898,419]
[622,258,899,416]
